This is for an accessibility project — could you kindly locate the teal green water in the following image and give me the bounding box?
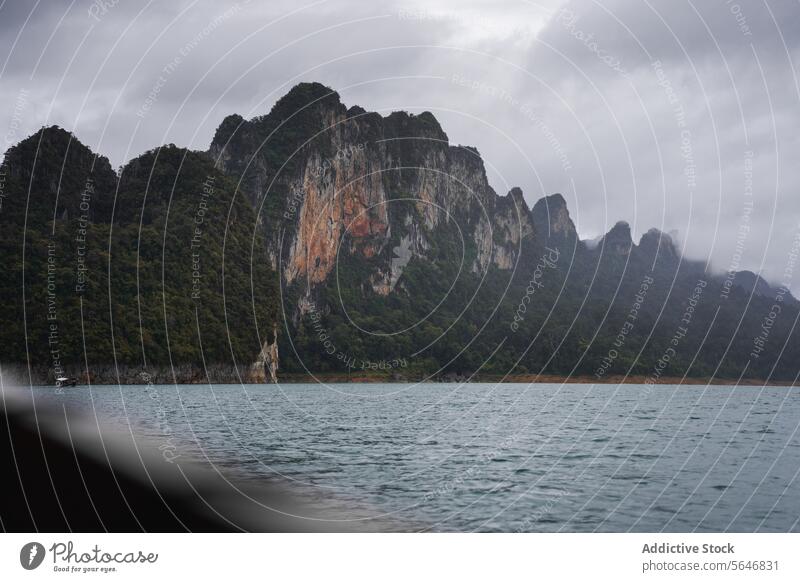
[35,382,800,531]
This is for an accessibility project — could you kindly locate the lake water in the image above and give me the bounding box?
[33,382,800,532]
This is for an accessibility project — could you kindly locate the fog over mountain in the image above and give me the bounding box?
[1,0,799,285]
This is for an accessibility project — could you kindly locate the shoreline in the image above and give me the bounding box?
[276,373,797,386]
[4,365,795,387]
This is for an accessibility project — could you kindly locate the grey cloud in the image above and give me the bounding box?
[1,0,799,284]
[535,0,800,78]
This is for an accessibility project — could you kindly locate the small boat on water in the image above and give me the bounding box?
[55,376,77,388]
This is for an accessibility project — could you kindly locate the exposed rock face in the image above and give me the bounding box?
[249,324,279,383]
[476,187,535,271]
[205,83,587,375]
[199,82,797,381]
[284,145,390,286]
[531,193,577,249]
[371,231,415,295]
[208,83,540,300]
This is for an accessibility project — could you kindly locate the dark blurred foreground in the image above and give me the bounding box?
[0,383,398,532]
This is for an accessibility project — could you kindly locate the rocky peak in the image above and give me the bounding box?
[638,227,678,262]
[1,126,116,224]
[206,83,514,292]
[531,193,576,245]
[732,270,774,298]
[506,187,528,210]
[383,110,449,143]
[5,126,92,173]
[210,113,245,143]
[600,221,633,256]
[475,187,535,271]
[208,113,245,167]
[265,82,345,121]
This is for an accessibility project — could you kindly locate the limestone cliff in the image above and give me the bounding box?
[207,83,575,375]
[208,83,547,304]
[599,221,634,256]
[4,86,798,383]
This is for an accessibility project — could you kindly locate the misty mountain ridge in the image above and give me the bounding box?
[1,82,798,383]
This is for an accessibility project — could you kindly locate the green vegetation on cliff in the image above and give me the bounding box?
[3,85,800,384]
[0,127,277,381]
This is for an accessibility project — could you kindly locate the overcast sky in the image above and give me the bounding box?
[1,0,799,284]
